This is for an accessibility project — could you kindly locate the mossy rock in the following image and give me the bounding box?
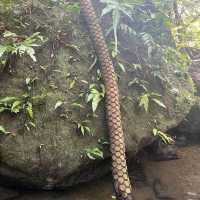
[0,0,196,189]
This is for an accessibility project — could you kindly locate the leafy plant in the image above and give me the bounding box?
[86,84,105,113]
[0,125,10,135]
[98,138,109,145]
[128,78,148,91]
[48,1,80,14]
[163,47,191,73]
[55,100,64,110]
[100,0,134,53]
[153,128,174,144]
[84,147,104,160]
[0,95,33,119]
[71,102,85,109]
[139,32,158,58]
[0,77,40,131]
[77,120,93,136]
[139,92,166,112]
[0,31,44,65]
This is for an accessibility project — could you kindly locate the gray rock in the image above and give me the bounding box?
[0,0,196,189]
[174,62,200,141]
[175,101,200,141]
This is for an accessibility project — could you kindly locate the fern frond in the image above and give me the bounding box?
[119,23,136,37]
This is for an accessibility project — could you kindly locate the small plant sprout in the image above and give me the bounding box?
[86,84,105,113]
[153,128,175,144]
[84,147,104,160]
[100,0,134,53]
[25,77,38,91]
[0,125,10,135]
[138,92,166,113]
[0,31,44,63]
[128,78,149,91]
[55,101,64,110]
[77,120,93,136]
[0,95,34,119]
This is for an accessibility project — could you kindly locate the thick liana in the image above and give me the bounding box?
[80,0,133,199]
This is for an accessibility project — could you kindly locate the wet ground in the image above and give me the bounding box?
[1,145,200,200]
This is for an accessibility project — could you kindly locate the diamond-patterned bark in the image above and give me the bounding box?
[80,1,133,200]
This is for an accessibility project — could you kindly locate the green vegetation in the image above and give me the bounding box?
[100,0,198,75]
[86,84,105,113]
[0,0,198,164]
[0,125,10,135]
[76,120,93,136]
[153,128,174,144]
[99,0,199,141]
[138,92,166,113]
[0,31,44,65]
[0,1,198,188]
[0,76,44,132]
[84,147,104,160]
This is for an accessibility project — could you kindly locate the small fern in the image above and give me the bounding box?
[119,23,136,37]
[76,120,93,136]
[0,31,44,64]
[84,147,104,160]
[100,0,134,53]
[153,128,174,144]
[139,32,157,58]
[138,92,166,112]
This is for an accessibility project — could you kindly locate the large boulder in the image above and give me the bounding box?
[0,0,196,189]
[173,62,200,142]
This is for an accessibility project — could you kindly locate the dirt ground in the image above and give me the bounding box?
[1,145,200,200]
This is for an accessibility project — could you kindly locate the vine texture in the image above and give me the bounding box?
[80,0,134,199]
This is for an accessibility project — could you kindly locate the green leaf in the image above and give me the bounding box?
[26,102,33,119]
[118,62,126,72]
[0,96,17,104]
[139,94,149,112]
[0,45,8,57]
[0,107,5,113]
[86,93,94,103]
[71,103,84,109]
[113,8,120,53]
[11,100,22,113]
[153,128,158,136]
[152,98,166,109]
[152,128,174,144]
[69,79,76,89]
[55,101,64,110]
[92,96,101,113]
[85,147,104,160]
[101,5,114,17]
[28,122,36,128]
[0,126,9,135]
[26,77,31,85]
[81,126,85,136]
[26,47,36,62]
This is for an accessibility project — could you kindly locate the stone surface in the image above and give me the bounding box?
[0,0,196,189]
[174,62,200,142]
[0,186,20,200]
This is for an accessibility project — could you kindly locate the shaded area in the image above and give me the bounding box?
[1,145,200,200]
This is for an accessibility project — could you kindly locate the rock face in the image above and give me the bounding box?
[190,62,200,94]
[174,62,200,142]
[0,0,196,189]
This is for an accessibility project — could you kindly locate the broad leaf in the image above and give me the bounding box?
[55,101,64,110]
[152,98,166,109]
